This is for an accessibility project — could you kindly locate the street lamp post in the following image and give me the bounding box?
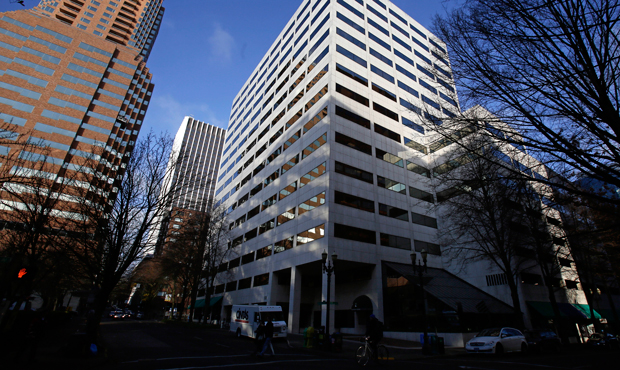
[411,249,430,355]
[321,249,337,346]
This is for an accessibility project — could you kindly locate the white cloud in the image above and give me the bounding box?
[207,23,235,62]
[144,94,227,134]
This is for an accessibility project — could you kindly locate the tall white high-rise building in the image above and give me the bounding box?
[211,0,589,342]
[151,117,225,255]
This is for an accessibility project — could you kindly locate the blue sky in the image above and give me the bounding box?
[3,0,453,135]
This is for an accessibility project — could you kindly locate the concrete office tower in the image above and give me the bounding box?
[212,0,533,340]
[151,117,226,256]
[0,1,162,224]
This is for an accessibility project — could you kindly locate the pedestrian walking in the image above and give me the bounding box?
[258,317,275,356]
[253,321,266,355]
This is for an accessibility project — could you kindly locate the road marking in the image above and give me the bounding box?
[459,367,497,370]
[194,337,203,341]
[215,343,230,348]
[155,358,347,370]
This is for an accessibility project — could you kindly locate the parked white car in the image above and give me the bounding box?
[466,327,528,354]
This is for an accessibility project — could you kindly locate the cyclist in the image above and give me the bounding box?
[365,314,382,359]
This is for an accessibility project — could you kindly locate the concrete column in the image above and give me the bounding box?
[288,266,301,333]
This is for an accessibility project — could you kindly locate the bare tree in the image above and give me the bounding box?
[60,131,183,341]
[158,203,231,322]
[0,144,84,328]
[432,0,620,204]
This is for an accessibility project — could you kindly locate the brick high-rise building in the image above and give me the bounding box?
[0,1,164,224]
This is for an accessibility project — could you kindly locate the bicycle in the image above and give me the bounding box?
[356,337,389,366]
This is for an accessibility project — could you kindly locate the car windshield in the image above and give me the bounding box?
[477,328,501,337]
[260,311,285,323]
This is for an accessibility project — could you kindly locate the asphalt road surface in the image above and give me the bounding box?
[101,321,618,370]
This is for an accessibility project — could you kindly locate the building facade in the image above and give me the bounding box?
[151,116,226,256]
[0,1,163,225]
[212,0,595,343]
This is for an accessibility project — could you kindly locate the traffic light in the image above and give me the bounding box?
[14,265,38,282]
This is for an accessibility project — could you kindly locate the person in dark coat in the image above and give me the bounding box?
[258,317,275,356]
[253,321,266,355]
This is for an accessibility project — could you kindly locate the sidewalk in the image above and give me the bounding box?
[284,333,467,361]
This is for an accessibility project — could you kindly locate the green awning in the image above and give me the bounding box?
[527,301,558,318]
[597,308,620,322]
[194,298,206,308]
[572,304,602,319]
[209,296,223,307]
[527,301,595,319]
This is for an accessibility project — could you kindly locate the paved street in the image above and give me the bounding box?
[98,320,618,370]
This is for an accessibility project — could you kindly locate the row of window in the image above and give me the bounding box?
[217,79,329,198]
[334,222,440,254]
[224,223,325,275]
[225,43,330,165]
[224,43,328,161]
[333,110,430,176]
[228,158,326,233]
[229,0,331,128]
[335,43,456,122]
[334,188,437,227]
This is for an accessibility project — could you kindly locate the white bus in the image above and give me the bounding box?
[230,305,288,339]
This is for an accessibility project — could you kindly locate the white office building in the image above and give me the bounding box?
[212,0,593,344]
[151,117,226,255]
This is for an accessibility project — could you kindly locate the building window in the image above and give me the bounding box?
[238,277,252,290]
[277,208,296,226]
[297,224,325,245]
[380,233,411,250]
[256,245,272,260]
[254,273,270,287]
[335,191,375,213]
[374,123,400,142]
[300,162,326,187]
[298,192,326,215]
[376,148,404,167]
[414,240,441,255]
[336,83,369,106]
[303,106,328,133]
[283,130,301,150]
[411,212,438,228]
[379,203,408,221]
[281,154,299,174]
[335,161,373,184]
[335,132,372,155]
[247,205,260,220]
[244,228,258,242]
[377,176,406,194]
[259,219,275,235]
[302,133,327,159]
[262,194,278,211]
[409,186,435,203]
[373,102,399,121]
[274,237,294,254]
[241,252,255,265]
[279,181,298,200]
[335,105,371,129]
[334,223,376,244]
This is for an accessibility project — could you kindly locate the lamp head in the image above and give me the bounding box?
[410,252,416,265]
[421,249,428,262]
[332,251,338,262]
[321,250,328,263]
